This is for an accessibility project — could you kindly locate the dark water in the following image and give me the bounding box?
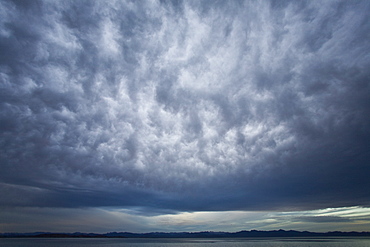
[1,237,370,247]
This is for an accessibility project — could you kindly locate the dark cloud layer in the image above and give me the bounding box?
[1,0,370,224]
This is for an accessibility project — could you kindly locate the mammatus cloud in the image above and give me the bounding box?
[0,0,370,232]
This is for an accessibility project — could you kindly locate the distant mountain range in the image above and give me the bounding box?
[1,229,370,238]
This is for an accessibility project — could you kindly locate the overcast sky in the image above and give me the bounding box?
[1,0,370,233]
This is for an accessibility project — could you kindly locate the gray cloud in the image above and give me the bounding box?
[1,0,369,230]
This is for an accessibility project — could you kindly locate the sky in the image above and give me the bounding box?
[0,0,369,233]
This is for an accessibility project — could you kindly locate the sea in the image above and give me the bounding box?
[1,237,370,247]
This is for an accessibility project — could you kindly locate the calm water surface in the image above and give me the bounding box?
[1,237,370,247]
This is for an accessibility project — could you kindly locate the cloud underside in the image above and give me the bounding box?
[1,0,370,214]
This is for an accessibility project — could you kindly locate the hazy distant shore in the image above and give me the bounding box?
[2,230,370,238]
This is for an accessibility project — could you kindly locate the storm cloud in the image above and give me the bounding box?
[1,0,370,232]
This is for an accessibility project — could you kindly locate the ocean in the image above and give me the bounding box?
[1,237,370,247]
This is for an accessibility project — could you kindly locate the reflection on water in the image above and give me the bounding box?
[1,237,370,247]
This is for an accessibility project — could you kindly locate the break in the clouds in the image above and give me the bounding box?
[1,0,370,232]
